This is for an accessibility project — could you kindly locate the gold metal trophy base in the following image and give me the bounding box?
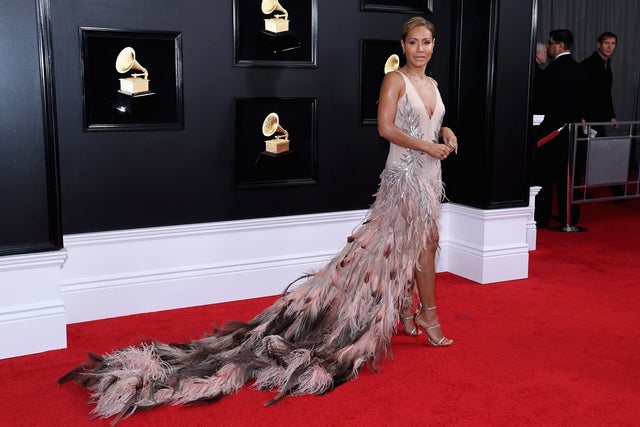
[264,18,289,33]
[265,139,290,154]
[119,77,150,94]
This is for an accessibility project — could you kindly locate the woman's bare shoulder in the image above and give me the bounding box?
[381,70,406,94]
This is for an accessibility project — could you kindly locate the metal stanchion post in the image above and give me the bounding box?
[553,123,587,232]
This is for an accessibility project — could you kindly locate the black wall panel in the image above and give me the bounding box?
[489,0,537,207]
[0,0,61,255]
[446,0,535,209]
[2,0,536,248]
[49,0,456,234]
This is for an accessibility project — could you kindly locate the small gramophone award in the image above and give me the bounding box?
[262,112,290,155]
[259,0,301,53]
[384,54,400,74]
[110,47,155,114]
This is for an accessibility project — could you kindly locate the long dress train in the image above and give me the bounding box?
[59,71,446,422]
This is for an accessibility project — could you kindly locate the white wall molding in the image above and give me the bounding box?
[528,186,542,250]
[61,202,534,323]
[0,251,67,359]
[2,190,539,358]
[61,210,370,324]
[445,203,533,284]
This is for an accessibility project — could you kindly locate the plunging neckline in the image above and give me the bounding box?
[399,71,437,120]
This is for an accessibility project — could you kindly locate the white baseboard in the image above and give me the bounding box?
[1,195,537,359]
[61,210,370,324]
[528,186,542,250]
[445,203,533,284]
[0,251,67,359]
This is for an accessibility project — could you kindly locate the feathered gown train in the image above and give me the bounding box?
[59,71,446,422]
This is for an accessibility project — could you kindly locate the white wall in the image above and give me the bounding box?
[0,195,538,359]
[0,251,67,359]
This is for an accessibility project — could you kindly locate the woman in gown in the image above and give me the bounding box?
[59,16,457,423]
[378,17,457,340]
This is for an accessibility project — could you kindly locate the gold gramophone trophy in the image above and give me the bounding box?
[262,112,290,154]
[115,47,151,94]
[259,0,301,52]
[110,47,154,114]
[384,54,400,74]
[262,0,289,33]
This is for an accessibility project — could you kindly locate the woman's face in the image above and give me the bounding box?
[402,25,435,68]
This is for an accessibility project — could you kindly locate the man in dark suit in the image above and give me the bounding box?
[582,32,625,199]
[534,29,586,228]
[581,32,618,132]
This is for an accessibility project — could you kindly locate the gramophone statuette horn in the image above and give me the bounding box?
[261,0,288,19]
[262,112,290,154]
[115,47,148,79]
[384,54,399,74]
[115,47,150,94]
[261,0,290,33]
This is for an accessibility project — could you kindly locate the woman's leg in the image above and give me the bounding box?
[400,283,421,336]
[414,236,452,346]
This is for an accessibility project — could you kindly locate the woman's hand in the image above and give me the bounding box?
[440,127,458,154]
[427,141,455,160]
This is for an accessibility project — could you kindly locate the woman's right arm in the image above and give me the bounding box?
[377,73,447,159]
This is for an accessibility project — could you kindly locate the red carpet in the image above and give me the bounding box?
[1,200,639,426]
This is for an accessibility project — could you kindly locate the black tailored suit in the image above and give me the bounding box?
[581,52,615,128]
[534,53,586,227]
[581,52,625,198]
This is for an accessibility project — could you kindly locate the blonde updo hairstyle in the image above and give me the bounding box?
[401,16,436,41]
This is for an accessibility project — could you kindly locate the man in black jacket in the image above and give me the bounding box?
[534,29,586,228]
[582,32,625,198]
[582,32,618,133]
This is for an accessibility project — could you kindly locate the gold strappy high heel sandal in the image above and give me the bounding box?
[414,305,453,347]
[400,310,422,336]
